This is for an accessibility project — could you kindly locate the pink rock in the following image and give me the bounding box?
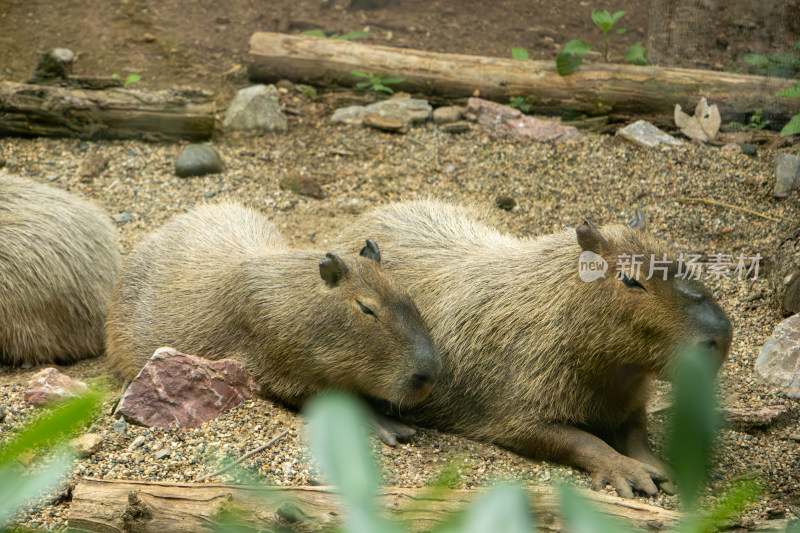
[503,116,581,142]
[24,368,88,406]
[117,347,257,429]
[467,97,522,125]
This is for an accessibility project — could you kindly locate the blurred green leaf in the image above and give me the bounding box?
[787,519,800,532]
[780,115,800,136]
[556,39,592,75]
[306,393,400,533]
[0,454,73,527]
[591,9,613,31]
[614,28,627,35]
[350,70,371,78]
[110,73,121,79]
[666,348,722,513]
[511,47,530,60]
[776,81,800,98]
[460,484,535,533]
[557,484,634,533]
[610,11,626,26]
[743,53,769,67]
[624,45,648,65]
[300,29,328,37]
[123,74,141,87]
[381,77,405,84]
[683,478,761,533]
[0,390,102,464]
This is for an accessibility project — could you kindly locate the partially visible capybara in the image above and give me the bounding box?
[0,172,120,367]
[105,202,441,439]
[335,199,732,498]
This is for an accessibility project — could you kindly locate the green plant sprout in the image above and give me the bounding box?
[111,73,142,88]
[511,47,530,61]
[744,42,800,78]
[301,29,371,40]
[727,109,770,132]
[775,79,800,136]
[350,70,405,94]
[556,9,648,75]
[508,95,534,112]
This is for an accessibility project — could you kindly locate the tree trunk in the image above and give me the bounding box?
[248,32,800,127]
[0,81,215,141]
[68,477,682,532]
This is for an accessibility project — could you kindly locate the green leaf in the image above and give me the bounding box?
[0,390,102,464]
[610,10,626,26]
[557,484,635,533]
[123,74,141,87]
[374,83,394,94]
[556,40,592,76]
[350,70,372,78]
[787,519,800,532]
[615,28,627,34]
[460,484,535,533]
[591,9,613,32]
[0,454,73,527]
[301,29,328,38]
[511,47,530,60]
[110,73,121,79]
[666,348,722,513]
[624,44,648,65]
[780,114,800,136]
[687,478,762,533]
[305,393,394,533]
[337,30,371,40]
[355,80,373,89]
[743,53,769,67]
[794,41,800,51]
[381,77,405,85]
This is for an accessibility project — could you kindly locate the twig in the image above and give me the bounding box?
[677,197,780,222]
[196,428,289,482]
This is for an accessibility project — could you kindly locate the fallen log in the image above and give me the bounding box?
[69,477,681,532]
[0,81,215,141]
[248,32,800,127]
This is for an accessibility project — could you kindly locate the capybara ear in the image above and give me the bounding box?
[359,239,381,263]
[629,209,647,231]
[576,221,606,253]
[319,253,349,287]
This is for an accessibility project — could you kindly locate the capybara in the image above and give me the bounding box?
[0,172,120,367]
[105,202,440,442]
[335,199,732,498]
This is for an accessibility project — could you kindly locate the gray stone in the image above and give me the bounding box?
[505,116,580,142]
[69,434,104,459]
[365,97,432,125]
[24,368,88,406]
[154,447,172,460]
[113,210,135,224]
[223,84,287,133]
[756,314,800,398]
[117,347,257,429]
[773,153,800,199]
[616,120,682,148]
[441,121,471,134]
[331,105,368,125]
[363,112,406,132]
[175,144,224,178]
[466,97,522,125]
[112,417,128,434]
[128,435,146,451]
[433,106,463,125]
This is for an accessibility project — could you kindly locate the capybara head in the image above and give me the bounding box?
[298,239,440,406]
[573,210,732,379]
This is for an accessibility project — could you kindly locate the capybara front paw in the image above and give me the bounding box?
[589,456,669,499]
[371,412,417,446]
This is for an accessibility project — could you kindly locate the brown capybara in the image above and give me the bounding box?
[335,199,732,498]
[105,202,440,443]
[0,172,120,367]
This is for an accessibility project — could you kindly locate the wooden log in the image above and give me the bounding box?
[248,32,800,127]
[68,477,681,532]
[0,81,215,141]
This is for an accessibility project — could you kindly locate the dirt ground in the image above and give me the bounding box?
[2,0,800,530]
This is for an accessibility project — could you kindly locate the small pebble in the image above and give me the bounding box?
[112,417,128,434]
[128,436,146,451]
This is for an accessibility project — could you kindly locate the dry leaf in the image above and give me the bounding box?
[674,97,720,142]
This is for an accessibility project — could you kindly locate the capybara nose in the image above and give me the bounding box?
[687,300,733,367]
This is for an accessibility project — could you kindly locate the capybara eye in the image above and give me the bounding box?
[357,300,377,317]
[618,273,646,291]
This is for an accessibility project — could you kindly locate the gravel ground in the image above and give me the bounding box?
[1,87,799,529]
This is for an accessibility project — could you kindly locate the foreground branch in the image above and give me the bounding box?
[0,81,215,141]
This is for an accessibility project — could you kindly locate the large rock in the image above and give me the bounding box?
[773,153,800,199]
[365,97,432,126]
[467,97,522,124]
[117,347,257,429]
[174,144,224,178]
[616,120,682,148]
[756,314,800,398]
[24,368,88,406]
[223,84,287,133]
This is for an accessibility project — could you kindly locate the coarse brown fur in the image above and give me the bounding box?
[0,172,120,366]
[335,198,732,497]
[105,202,440,410]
